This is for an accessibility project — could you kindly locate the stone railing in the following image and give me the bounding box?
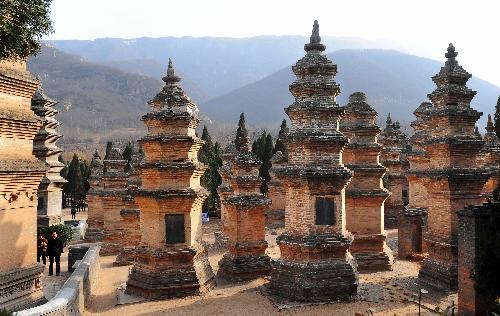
[15,244,100,316]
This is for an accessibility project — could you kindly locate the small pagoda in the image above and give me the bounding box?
[266,151,286,228]
[267,21,358,302]
[398,102,432,259]
[85,149,105,242]
[31,82,66,228]
[217,134,271,282]
[378,114,410,228]
[100,148,129,256]
[126,59,213,299]
[341,92,393,272]
[417,44,490,291]
[481,114,500,198]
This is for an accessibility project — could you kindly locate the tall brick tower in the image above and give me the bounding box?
[31,83,66,228]
[217,133,272,282]
[417,44,490,291]
[267,21,358,302]
[341,92,393,272]
[126,59,213,299]
[0,60,46,311]
[85,149,105,242]
[378,114,410,228]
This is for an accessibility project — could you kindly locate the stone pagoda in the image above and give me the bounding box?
[85,149,105,242]
[266,151,287,228]
[115,147,142,266]
[0,60,46,311]
[100,148,129,256]
[31,82,66,228]
[340,92,393,272]
[480,114,500,198]
[215,145,236,248]
[417,44,490,291]
[126,59,213,299]
[398,102,433,259]
[378,114,410,228]
[267,21,358,302]
[218,134,272,282]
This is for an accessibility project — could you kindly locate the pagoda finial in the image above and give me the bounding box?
[304,20,326,52]
[386,113,393,128]
[445,43,458,59]
[162,58,181,84]
[486,114,495,133]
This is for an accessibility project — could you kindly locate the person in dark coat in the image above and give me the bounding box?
[47,231,64,276]
[71,205,76,219]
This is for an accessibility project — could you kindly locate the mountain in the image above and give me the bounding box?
[45,36,405,99]
[201,49,500,128]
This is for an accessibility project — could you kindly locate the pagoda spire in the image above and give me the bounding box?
[386,113,393,129]
[486,114,495,134]
[162,58,181,84]
[304,20,326,52]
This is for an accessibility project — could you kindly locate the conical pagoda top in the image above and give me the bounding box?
[304,20,326,52]
[386,113,393,128]
[345,92,377,114]
[486,114,495,134]
[148,58,197,116]
[32,81,57,107]
[483,114,500,152]
[92,149,101,161]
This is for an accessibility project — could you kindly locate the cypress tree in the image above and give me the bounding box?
[199,126,223,215]
[251,131,274,193]
[122,142,134,171]
[495,96,500,138]
[273,119,288,158]
[234,113,249,152]
[64,154,83,199]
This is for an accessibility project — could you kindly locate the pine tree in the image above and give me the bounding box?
[199,126,223,215]
[122,142,134,172]
[273,119,288,158]
[234,113,249,152]
[251,131,274,193]
[64,154,83,199]
[495,96,500,138]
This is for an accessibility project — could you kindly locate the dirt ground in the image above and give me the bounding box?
[84,220,456,316]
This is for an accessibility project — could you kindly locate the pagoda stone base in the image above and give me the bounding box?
[0,264,45,312]
[114,247,136,266]
[100,242,122,256]
[418,257,458,291]
[351,235,393,272]
[85,228,104,242]
[217,253,271,282]
[126,245,214,300]
[37,214,62,229]
[267,257,358,302]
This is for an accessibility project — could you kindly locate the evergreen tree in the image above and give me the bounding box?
[63,154,83,199]
[251,131,274,193]
[0,0,54,60]
[273,119,288,158]
[234,113,249,152]
[198,126,223,215]
[122,142,134,172]
[79,159,90,195]
[495,96,500,138]
[104,141,113,159]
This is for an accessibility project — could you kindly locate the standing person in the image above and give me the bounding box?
[47,231,64,276]
[71,204,76,219]
[37,233,48,265]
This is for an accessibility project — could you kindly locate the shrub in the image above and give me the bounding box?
[41,224,73,246]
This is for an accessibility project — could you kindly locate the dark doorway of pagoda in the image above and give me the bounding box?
[165,214,185,244]
[315,197,336,225]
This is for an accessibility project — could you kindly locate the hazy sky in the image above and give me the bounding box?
[46,0,500,88]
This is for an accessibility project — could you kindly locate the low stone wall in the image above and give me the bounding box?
[14,245,100,316]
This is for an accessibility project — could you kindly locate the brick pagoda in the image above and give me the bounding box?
[267,21,358,302]
[417,44,490,291]
[341,92,393,272]
[398,102,433,259]
[31,83,66,228]
[378,114,410,228]
[85,149,105,242]
[217,134,272,282]
[480,114,500,198]
[115,147,142,266]
[0,60,46,311]
[266,151,286,228]
[126,59,213,299]
[100,148,129,256]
